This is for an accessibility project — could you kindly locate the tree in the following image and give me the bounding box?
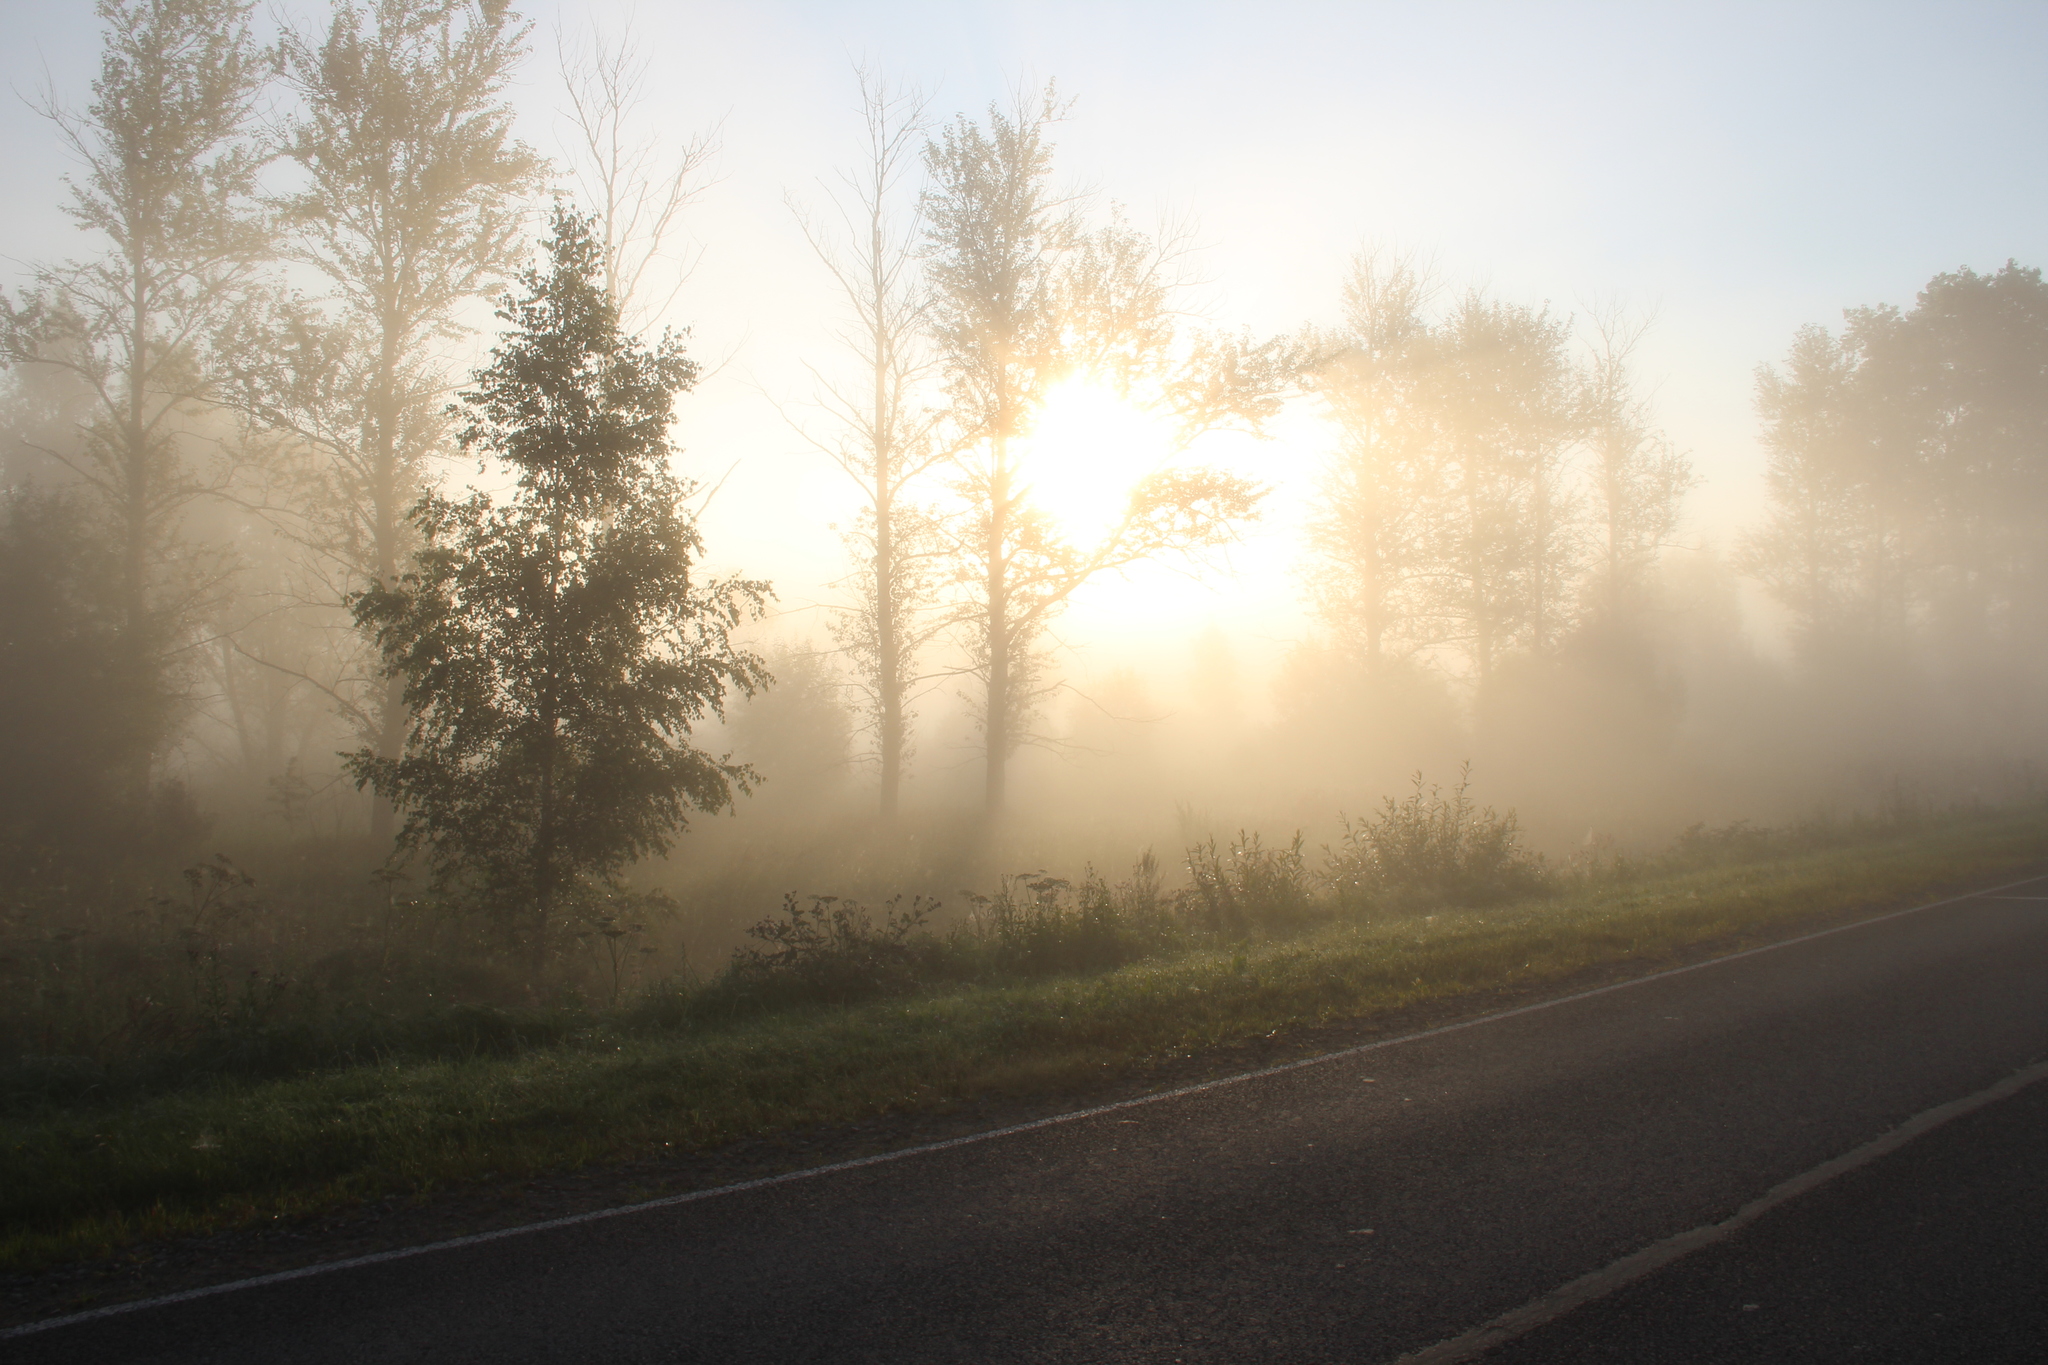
[1741,324,1865,637]
[1306,250,1441,679]
[920,91,1285,812]
[274,0,544,837]
[0,489,172,867]
[1422,292,1581,687]
[1580,307,1695,628]
[790,69,951,819]
[347,209,770,964]
[1742,262,2048,654]
[554,12,719,327]
[0,0,267,804]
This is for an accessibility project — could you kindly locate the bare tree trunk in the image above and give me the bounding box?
[369,315,403,842]
[872,192,903,821]
[124,254,154,807]
[984,425,1010,814]
[876,479,902,819]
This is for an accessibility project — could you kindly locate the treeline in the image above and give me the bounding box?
[2,0,2046,928]
[1746,264,2048,658]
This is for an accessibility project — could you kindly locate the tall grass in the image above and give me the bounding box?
[1,778,2026,1114]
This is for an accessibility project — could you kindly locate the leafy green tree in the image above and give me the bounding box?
[348,209,770,963]
[0,0,268,803]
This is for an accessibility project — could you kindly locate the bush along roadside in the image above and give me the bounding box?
[3,784,2029,1112]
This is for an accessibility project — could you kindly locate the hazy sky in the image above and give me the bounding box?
[5,0,2046,677]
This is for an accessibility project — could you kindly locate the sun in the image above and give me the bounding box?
[1017,377,1180,547]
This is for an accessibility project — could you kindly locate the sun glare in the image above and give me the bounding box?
[1017,377,1180,547]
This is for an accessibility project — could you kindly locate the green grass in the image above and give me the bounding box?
[4,805,2045,1272]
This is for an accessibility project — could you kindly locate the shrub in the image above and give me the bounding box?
[1326,766,1548,913]
[1183,831,1318,934]
[958,869,1156,978]
[716,893,943,1008]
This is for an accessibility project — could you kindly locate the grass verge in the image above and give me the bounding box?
[5,805,2045,1272]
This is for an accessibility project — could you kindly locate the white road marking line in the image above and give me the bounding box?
[5,870,2045,1342]
[1387,1057,2048,1365]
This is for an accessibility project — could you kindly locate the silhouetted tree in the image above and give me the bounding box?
[0,0,267,803]
[1307,250,1441,679]
[1741,263,2048,654]
[791,70,950,819]
[1580,307,1695,629]
[274,0,544,837]
[554,11,718,326]
[1422,292,1581,686]
[920,90,1285,812]
[348,209,770,964]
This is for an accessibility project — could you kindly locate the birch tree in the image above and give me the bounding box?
[554,13,718,326]
[350,210,769,964]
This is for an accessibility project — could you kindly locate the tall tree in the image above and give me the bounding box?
[275,0,544,837]
[1743,323,1898,640]
[1905,264,2048,652]
[554,12,718,326]
[1423,292,1581,686]
[791,70,950,820]
[349,209,770,965]
[1580,308,1695,628]
[0,0,267,804]
[1742,262,2048,653]
[1306,250,1441,679]
[921,92,1284,812]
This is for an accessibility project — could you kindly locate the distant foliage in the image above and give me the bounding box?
[1326,767,1549,912]
[1743,262,2048,652]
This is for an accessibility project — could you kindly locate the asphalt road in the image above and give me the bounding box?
[11,877,2048,1364]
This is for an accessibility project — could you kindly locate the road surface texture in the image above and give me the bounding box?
[9,876,2048,1363]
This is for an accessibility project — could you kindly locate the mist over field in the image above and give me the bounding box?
[3,0,2046,1049]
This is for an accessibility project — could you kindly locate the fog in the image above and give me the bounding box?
[3,0,2046,982]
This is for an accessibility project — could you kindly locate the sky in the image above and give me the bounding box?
[4,0,2047,687]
